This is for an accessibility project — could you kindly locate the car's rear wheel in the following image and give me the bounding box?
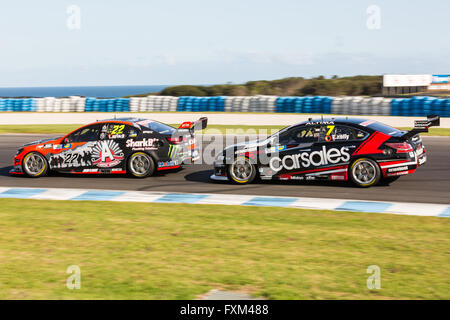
[127,152,155,178]
[22,152,48,178]
[349,158,381,188]
[228,157,257,184]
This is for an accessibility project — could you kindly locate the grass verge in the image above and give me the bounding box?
[0,124,449,136]
[0,199,448,299]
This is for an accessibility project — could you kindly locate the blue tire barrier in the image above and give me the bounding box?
[0,96,449,117]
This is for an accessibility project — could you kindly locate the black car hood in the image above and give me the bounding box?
[22,137,61,147]
[223,138,268,153]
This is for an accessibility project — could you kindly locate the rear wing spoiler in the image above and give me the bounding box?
[178,117,208,132]
[402,115,440,139]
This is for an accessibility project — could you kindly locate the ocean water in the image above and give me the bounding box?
[0,85,169,98]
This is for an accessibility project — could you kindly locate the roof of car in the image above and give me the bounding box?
[98,117,147,123]
[297,117,369,125]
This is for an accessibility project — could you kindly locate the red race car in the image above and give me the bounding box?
[10,117,207,178]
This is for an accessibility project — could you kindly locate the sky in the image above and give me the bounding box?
[0,0,449,87]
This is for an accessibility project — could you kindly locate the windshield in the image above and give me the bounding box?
[137,120,176,135]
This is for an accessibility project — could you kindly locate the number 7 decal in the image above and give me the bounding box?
[326,125,335,136]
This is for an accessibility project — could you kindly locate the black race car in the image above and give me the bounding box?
[10,117,207,178]
[211,115,439,187]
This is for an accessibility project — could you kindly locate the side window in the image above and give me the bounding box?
[278,126,320,145]
[99,123,139,140]
[66,125,100,143]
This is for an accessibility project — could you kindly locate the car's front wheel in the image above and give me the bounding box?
[227,157,257,184]
[349,158,381,188]
[127,152,155,178]
[22,152,48,178]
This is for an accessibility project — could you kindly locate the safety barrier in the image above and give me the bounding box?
[391,96,450,117]
[0,96,449,116]
[276,96,332,114]
[177,96,225,112]
[0,98,35,112]
[85,98,129,112]
[34,96,85,112]
[129,96,178,112]
[331,97,392,116]
[224,96,277,113]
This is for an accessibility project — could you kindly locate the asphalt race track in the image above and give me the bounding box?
[1,134,449,204]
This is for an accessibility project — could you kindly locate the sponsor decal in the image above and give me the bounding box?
[158,160,179,168]
[419,155,427,165]
[388,166,409,173]
[49,142,95,169]
[44,144,53,149]
[306,121,334,125]
[356,131,366,138]
[129,130,138,138]
[179,122,192,129]
[387,171,409,177]
[414,120,429,129]
[108,134,125,139]
[53,144,72,150]
[332,133,350,140]
[168,144,179,158]
[269,146,351,172]
[266,145,287,153]
[331,175,346,180]
[91,140,124,168]
[126,138,159,151]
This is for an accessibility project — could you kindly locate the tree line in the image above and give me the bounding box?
[145,75,382,97]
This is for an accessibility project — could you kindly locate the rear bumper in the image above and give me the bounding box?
[380,147,425,178]
[417,146,427,166]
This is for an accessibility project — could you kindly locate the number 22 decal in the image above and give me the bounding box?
[111,125,125,135]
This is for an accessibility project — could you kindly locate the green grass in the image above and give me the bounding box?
[0,124,449,136]
[0,199,448,300]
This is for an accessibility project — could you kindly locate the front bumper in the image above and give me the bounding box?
[210,174,229,181]
[212,161,228,181]
[9,166,24,175]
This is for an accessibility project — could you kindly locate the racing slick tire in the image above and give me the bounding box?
[227,157,257,184]
[127,152,155,178]
[22,152,49,178]
[349,158,381,188]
